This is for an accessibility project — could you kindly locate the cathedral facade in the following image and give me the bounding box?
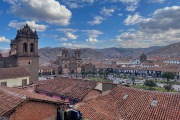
[57,49,82,75]
[0,24,39,84]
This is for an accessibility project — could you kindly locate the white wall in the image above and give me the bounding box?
[0,76,29,87]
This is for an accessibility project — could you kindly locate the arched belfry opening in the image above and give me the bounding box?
[30,43,34,52]
[23,43,27,52]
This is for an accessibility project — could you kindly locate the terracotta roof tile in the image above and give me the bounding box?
[0,67,30,79]
[36,77,97,100]
[76,86,180,120]
[0,86,65,116]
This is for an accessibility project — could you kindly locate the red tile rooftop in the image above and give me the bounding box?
[0,86,65,116]
[76,86,180,120]
[0,67,30,79]
[36,77,98,100]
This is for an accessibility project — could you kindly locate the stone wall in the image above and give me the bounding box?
[3,55,17,68]
[18,56,39,84]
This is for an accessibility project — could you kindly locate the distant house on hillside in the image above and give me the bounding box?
[0,86,66,120]
[163,58,180,64]
[0,67,30,87]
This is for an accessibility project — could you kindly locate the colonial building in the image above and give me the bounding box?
[0,67,30,87]
[0,24,39,84]
[163,58,180,64]
[57,49,82,75]
[81,63,97,74]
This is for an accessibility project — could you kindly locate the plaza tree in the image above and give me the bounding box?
[162,72,175,92]
[144,80,156,89]
[162,72,175,82]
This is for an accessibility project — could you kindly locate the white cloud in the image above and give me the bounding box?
[124,12,152,25]
[57,28,78,41]
[62,0,95,8]
[126,5,138,12]
[60,43,91,48]
[114,29,180,48]
[110,0,140,12]
[66,32,78,39]
[124,13,143,25]
[82,30,103,38]
[140,6,180,31]
[56,28,77,33]
[8,20,48,31]
[113,6,180,48]
[87,16,105,25]
[60,32,78,41]
[4,0,72,26]
[86,38,98,43]
[100,7,114,16]
[148,0,164,3]
[0,36,9,42]
[118,13,123,16]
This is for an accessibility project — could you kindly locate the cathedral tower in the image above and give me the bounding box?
[11,24,39,84]
[75,49,82,74]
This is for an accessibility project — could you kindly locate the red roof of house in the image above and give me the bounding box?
[76,86,180,120]
[0,86,65,116]
[36,77,98,100]
[0,67,30,79]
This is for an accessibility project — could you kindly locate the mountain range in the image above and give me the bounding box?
[39,42,180,65]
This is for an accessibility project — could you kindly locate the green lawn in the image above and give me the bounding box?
[156,80,180,85]
[131,84,177,92]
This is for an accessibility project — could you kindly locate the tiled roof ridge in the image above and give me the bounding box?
[0,87,27,99]
[0,67,30,79]
[36,77,98,100]
[117,85,180,95]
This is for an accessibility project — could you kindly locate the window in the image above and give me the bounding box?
[30,43,34,52]
[1,82,7,86]
[23,43,27,52]
[22,79,27,86]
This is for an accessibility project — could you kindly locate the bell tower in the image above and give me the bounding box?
[13,24,39,84]
[75,49,82,74]
[61,49,69,74]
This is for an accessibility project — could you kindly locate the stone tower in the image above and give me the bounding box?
[60,49,82,75]
[0,53,3,68]
[140,53,147,63]
[75,49,82,74]
[11,24,39,84]
[61,49,69,74]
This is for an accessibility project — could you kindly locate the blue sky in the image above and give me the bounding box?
[0,0,180,50]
